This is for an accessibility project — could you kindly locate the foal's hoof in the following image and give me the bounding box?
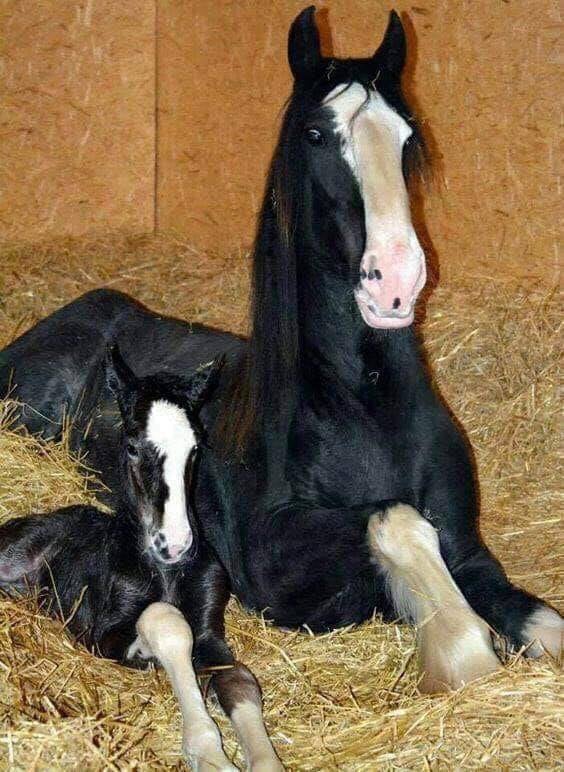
[522,605,564,659]
[185,749,237,772]
[249,756,285,772]
[183,732,237,772]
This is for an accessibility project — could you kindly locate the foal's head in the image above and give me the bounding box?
[106,346,222,565]
[277,6,427,329]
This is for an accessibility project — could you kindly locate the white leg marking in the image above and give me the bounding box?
[230,701,283,772]
[368,504,501,693]
[134,602,236,771]
[522,605,564,658]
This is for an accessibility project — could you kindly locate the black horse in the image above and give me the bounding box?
[0,7,561,693]
[0,348,282,771]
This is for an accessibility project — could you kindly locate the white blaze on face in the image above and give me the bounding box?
[146,400,196,556]
[325,82,426,329]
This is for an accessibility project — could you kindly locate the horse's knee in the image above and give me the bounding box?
[135,602,193,661]
[368,503,438,570]
[367,503,439,622]
[212,663,262,716]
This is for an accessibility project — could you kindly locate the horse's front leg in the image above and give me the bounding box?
[422,433,563,662]
[129,602,236,772]
[209,664,283,772]
[440,527,563,659]
[187,556,283,771]
[249,501,501,691]
[367,503,502,692]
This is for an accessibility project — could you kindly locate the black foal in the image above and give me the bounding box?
[0,347,282,772]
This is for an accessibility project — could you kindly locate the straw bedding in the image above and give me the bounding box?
[0,235,561,770]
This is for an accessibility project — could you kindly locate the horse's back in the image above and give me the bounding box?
[0,288,244,437]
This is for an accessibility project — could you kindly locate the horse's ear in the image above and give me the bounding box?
[105,345,137,402]
[186,355,225,413]
[373,10,406,78]
[288,6,322,82]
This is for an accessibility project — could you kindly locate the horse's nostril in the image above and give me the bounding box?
[374,269,382,280]
[393,298,401,309]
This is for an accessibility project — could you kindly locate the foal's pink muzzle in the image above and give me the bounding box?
[354,240,426,329]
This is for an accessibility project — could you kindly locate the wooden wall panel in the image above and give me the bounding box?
[0,0,155,242]
[1,0,558,281]
[157,1,561,280]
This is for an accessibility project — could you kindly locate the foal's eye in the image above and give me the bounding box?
[126,442,139,459]
[305,127,325,146]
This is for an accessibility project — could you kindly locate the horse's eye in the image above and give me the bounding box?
[305,127,325,146]
[126,442,139,459]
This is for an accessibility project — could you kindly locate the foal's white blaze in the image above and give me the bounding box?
[325,83,426,329]
[146,400,196,558]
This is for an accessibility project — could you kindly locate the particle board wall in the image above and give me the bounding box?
[157,1,561,280]
[0,0,155,242]
[1,1,560,282]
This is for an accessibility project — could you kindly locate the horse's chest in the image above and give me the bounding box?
[291,405,420,506]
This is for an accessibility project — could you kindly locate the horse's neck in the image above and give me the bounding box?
[296,246,422,400]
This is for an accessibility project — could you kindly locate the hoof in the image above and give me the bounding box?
[418,615,501,693]
[185,748,237,772]
[522,605,564,659]
[184,728,236,772]
[250,758,285,772]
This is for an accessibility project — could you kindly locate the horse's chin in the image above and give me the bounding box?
[355,296,414,330]
[152,546,195,567]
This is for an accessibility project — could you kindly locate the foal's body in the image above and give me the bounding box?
[0,352,281,771]
[0,508,276,771]
[0,7,561,695]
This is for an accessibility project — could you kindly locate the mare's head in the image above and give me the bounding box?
[220,7,428,452]
[275,6,426,328]
[106,346,222,565]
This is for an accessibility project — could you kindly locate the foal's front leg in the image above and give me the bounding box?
[210,664,284,772]
[128,602,236,772]
[187,558,283,771]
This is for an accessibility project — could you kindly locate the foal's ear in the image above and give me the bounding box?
[372,10,406,78]
[185,355,225,413]
[105,345,137,402]
[288,6,323,82]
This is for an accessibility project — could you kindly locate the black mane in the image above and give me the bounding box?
[217,60,427,454]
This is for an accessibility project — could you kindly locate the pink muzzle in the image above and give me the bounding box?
[354,240,426,329]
